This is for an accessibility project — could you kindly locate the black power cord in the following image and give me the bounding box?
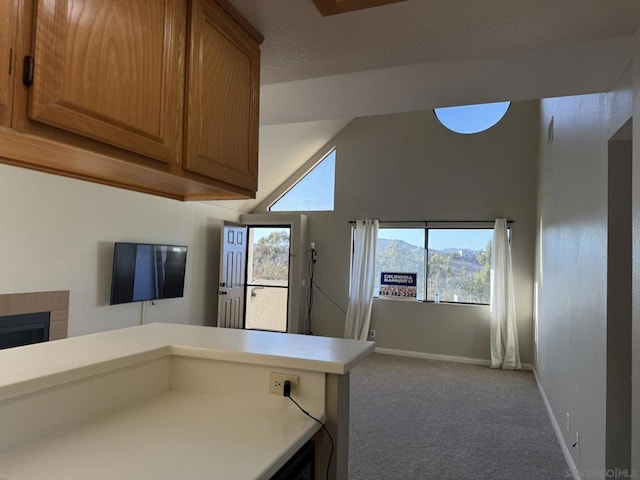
[304,247,317,334]
[312,280,346,314]
[283,380,334,480]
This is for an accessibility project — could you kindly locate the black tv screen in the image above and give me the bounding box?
[110,243,188,305]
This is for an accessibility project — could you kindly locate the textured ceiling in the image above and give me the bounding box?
[217,0,640,212]
[229,0,640,85]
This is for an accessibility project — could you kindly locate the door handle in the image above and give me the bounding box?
[250,286,264,297]
[218,291,227,295]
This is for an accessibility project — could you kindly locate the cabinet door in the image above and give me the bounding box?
[0,0,16,126]
[29,0,186,163]
[184,0,260,192]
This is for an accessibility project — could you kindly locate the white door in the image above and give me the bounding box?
[217,222,247,328]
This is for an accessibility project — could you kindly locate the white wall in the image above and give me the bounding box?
[536,68,633,476]
[0,164,240,336]
[254,100,539,363]
[632,29,640,477]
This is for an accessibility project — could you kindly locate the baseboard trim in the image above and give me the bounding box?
[373,347,533,370]
[374,347,490,366]
[532,368,580,480]
[374,347,533,370]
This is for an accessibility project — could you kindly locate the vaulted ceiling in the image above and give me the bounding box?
[220,0,640,212]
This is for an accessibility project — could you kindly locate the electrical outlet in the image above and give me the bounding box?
[566,412,570,431]
[269,372,299,396]
[369,329,376,338]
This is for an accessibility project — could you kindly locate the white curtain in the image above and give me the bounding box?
[490,218,521,369]
[344,219,378,340]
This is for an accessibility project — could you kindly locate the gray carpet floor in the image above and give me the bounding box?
[348,354,569,479]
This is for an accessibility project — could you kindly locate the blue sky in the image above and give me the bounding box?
[270,150,335,212]
[434,101,510,134]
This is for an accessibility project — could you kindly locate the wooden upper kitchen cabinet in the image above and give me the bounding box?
[0,0,17,126]
[26,0,185,164]
[184,0,261,193]
[0,0,262,200]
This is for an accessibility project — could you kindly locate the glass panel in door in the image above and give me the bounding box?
[245,226,290,332]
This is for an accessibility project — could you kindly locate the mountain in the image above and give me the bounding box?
[377,239,486,273]
[376,238,491,303]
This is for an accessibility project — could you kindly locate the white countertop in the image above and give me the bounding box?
[0,390,320,480]
[0,323,375,401]
[0,323,373,480]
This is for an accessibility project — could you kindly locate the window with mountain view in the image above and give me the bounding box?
[375,229,426,300]
[269,149,336,212]
[426,229,493,304]
[373,227,495,305]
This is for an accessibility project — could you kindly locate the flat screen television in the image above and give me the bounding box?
[110,242,188,305]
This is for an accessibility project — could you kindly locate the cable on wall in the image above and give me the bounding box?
[303,243,317,334]
[312,281,346,314]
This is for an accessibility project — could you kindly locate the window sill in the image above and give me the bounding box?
[373,298,489,307]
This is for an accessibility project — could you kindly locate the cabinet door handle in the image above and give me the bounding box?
[8,48,13,75]
[23,56,34,86]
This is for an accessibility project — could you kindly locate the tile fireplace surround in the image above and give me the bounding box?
[0,291,69,341]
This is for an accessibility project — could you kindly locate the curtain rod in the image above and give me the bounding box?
[347,219,515,224]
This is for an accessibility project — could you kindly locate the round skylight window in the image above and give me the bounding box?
[434,101,511,134]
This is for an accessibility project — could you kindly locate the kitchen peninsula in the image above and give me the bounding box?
[0,323,374,479]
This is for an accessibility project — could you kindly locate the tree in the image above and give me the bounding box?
[458,240,492,303]
[428,251,453,299]
[376,240,425,295]
[427,240,492,303]
[251,231,290,282]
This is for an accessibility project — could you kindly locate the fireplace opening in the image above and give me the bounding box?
[0,312,51,350]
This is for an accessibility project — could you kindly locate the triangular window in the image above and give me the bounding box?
[270,149,336,212]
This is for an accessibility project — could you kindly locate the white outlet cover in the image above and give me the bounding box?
[269,372,299,396]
